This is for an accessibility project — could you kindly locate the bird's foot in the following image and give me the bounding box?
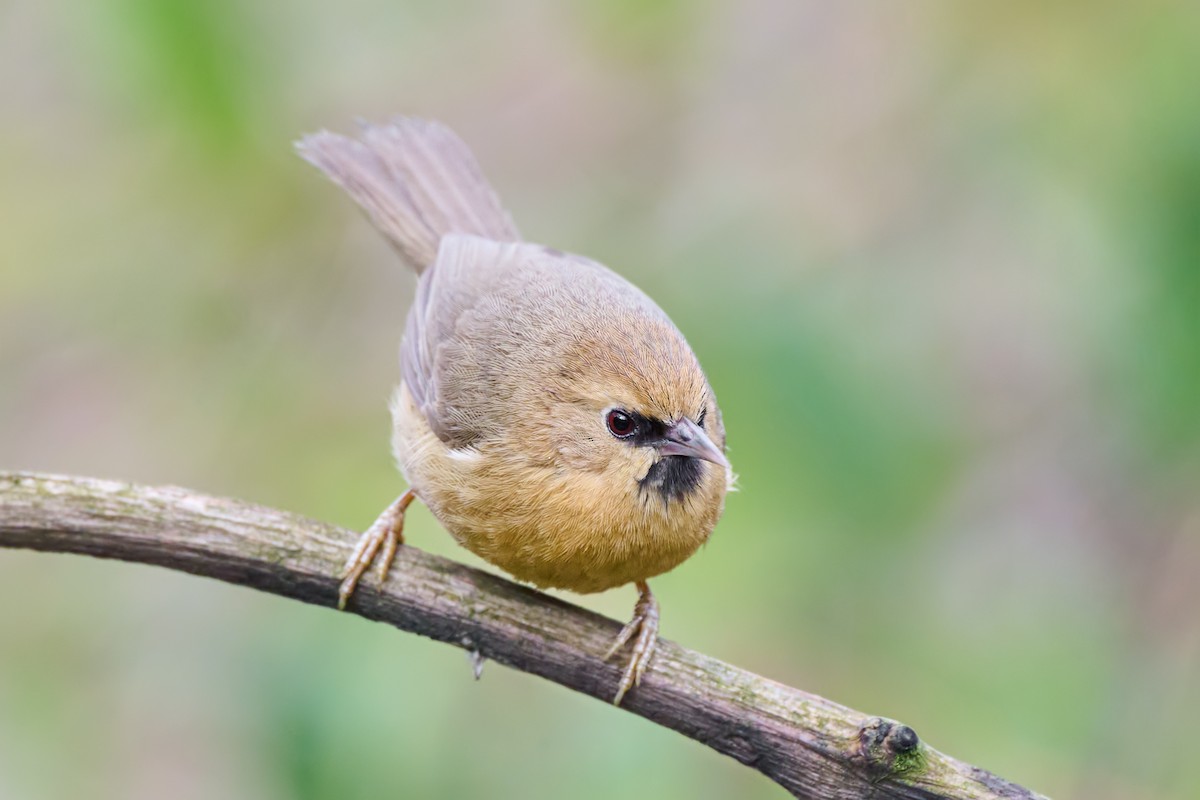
[337,489,416,610]
[605,581,659,705]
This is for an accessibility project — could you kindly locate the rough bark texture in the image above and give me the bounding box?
[0,471,1048,800]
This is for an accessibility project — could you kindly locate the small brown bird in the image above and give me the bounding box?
[297,117,731,704]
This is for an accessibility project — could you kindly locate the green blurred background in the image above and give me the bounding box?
[2,2,1198,798]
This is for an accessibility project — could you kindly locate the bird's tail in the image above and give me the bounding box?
[296,117,520,272]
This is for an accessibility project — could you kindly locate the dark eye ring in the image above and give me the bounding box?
[606,409,636,438]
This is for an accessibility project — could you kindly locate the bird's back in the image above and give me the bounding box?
[402,235,704,452]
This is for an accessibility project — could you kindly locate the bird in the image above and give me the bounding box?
[296,117,731,705]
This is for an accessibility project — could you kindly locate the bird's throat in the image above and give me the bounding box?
[638,455,704,503]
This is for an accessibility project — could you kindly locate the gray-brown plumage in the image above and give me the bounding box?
[298,117,731,704]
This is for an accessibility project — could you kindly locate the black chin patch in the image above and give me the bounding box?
[639,455,704,503]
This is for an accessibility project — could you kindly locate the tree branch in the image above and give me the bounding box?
[0,471,1044,800]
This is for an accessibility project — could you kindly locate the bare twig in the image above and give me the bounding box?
[0,471,1046,800]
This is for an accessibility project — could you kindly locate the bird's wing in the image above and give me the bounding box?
[400,234,532,447]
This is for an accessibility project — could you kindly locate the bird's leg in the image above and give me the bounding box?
[605,581,659,705]
[337,489,417,610]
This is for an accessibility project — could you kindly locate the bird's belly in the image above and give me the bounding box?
[391,382,716,594]
[413,457,709,594]
[449,509,705,594]
[411,457,709,593]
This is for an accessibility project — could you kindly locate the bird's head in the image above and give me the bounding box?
[536,313,731,519]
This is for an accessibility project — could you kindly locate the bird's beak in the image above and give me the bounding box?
[658,418,729,469]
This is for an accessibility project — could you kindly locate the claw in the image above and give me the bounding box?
[605,581,659,705]
[337,489,416,610]
[604,616,641,660]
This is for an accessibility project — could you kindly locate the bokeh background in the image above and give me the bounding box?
[2,2,1198,798]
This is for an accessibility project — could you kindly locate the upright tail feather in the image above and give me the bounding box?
[296,117,520,272]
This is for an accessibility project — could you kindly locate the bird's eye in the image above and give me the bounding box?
[606,409,636,439]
